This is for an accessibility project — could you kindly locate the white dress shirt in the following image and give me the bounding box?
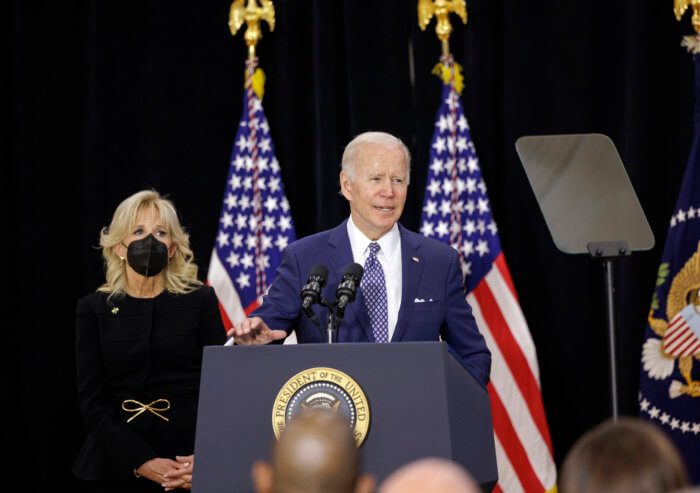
[346,216,403,341]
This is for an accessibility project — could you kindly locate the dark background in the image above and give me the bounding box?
[10,0,696,489]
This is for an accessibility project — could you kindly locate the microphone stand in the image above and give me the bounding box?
[325,305,338,344]
[303,298,337,343]
[310,299,344,344]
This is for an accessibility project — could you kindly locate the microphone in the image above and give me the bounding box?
[301,264,328,327]
[336,263,364,319]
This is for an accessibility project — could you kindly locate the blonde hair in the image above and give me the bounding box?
[97,190,202,298]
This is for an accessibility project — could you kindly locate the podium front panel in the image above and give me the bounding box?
[193,342,496,492]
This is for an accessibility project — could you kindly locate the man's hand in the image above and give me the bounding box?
[227,317,287,345]
[163,455,194,491]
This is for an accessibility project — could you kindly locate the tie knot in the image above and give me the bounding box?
[368,242,380,257]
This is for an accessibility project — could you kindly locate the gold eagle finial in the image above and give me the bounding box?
[418,0,467,57]
[229,0,275,60]
[675,0,700,34]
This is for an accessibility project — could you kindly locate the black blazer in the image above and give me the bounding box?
[73,285,226,481]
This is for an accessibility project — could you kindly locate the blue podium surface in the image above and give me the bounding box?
[193,341,497,492]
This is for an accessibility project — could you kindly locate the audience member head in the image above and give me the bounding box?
[252,409,375,493]
[560,417,689,493]
[98,189,200,297]
[378,457,480,493]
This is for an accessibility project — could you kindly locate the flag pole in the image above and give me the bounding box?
[418,0,469,273]
[210,0,297,336]
[228,0,276,306]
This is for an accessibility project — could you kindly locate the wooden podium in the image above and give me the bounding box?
[193,342,497,492]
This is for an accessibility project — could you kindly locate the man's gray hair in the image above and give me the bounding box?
[341,131,411,185]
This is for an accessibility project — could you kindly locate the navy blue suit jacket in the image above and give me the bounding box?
[253,220,491,387]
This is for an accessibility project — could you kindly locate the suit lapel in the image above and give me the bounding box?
[392,225,424,342]
[328,221,373,341]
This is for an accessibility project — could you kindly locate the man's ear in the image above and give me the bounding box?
[340,171,353,202]
[355,474,376,493]
[251,461,273,493]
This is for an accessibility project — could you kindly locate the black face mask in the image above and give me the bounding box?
[124,234,169,277]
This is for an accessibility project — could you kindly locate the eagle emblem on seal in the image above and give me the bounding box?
[642,241,700,399]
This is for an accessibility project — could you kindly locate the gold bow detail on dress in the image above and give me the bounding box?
[122,399,171,423]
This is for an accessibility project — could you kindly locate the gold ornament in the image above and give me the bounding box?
[122,398,171,423]
[418,0,467,58]
[229,0,275,61]
[675,0,700,34]
[432,61,465,95]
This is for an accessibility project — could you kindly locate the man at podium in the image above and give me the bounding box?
[229,131,491,387]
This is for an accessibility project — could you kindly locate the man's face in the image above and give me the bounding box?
[340,143,408,240]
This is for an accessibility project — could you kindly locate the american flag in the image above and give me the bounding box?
[208,59,296,331]
[419,57,557,493]
[638,48,700,484]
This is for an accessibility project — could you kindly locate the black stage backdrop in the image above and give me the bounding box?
[10,1,696,489]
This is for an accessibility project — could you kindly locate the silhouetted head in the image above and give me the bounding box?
[252,409,374,493]
[378,457,480,493]
[560,417,689,493]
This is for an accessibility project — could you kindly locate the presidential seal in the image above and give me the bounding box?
[643,241,700,398]
[272,367,370,446]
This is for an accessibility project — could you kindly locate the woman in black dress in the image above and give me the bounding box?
[74,190,226,491]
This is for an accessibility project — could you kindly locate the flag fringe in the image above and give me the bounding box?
[681,35,700,54]
[432,62,465,95]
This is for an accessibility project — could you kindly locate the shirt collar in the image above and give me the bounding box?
[346,216,400,263]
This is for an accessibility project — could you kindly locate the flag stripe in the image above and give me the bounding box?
[488,386,546,493]
[665,320,688,344]
[208,249,245,327]
[469,289,556,490]
[493,435,525,493]
[487,254,542,386]
[494,253,519,303]
[681,340,700,357]
[667,317,684,335]
[672,332,694,354]
[217,300,233,333]
[245,300,261,316]
[476,272,554,456]
[666,329,692,354]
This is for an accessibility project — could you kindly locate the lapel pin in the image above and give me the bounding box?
[111,306,120,315]
[412,256,420,262]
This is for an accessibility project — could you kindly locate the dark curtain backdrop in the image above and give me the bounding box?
[10,0,695,489]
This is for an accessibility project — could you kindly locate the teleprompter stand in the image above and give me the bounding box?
[192,342,497,492]
[516,134,654,419]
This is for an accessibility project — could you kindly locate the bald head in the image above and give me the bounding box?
[254,409,365,493]
[379,458,480,493]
